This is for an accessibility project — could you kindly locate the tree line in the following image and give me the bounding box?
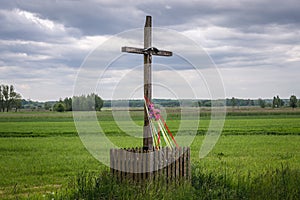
[228,95,299,109]
[102,96,300,109]
[0,84,298,112]
[256,95,299,109]
[0,84,22,112]
[143,95,299,109]
[53,93,104,112]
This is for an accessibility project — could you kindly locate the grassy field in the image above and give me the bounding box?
[0,108,300,199]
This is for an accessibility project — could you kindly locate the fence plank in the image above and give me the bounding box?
[187,147,191,180]
[110,146,190,182]
[130,148,134,180]
[167,148,172,180]
[143,150,147,180]
[183,147,187,178]
[124,149,127,178]
[179,147,182,177]
[175,148,179,180]
[110,149,114,176]
[153,150,157,180]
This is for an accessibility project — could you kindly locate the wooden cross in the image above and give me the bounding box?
[121,16,172,150]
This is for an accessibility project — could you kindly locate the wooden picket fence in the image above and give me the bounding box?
[110,147,190,181]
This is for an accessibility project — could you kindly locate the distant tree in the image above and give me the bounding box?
[272,96,277,108]
[258,98,266,108]
[246,99,251,106]
[197,101,202,107]
[272,95,284,108]
[44,102,52,110]
[53,102,65,112]
[12,93,22,112]
[246,99,254,106]
[9,85,21,111]
[231,97,237,108]
[63,97,72,111]
[0,84,22,112]
[0,86,3,111]
[94,94,104,111]
[289,95,298,109]
[2,85,9,112]
[279,96,285,107]
[64,93,104,111]
[202,100,211,107]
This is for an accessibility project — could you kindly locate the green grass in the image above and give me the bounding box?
[0,109,300,199]
[1,109,300,137]
[1,135,300,199]
[0,137,104,199]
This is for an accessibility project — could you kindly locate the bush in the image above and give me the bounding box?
[53,102,65,112]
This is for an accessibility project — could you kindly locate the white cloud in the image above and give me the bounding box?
[15,9,57,31]
[0,9,80,41]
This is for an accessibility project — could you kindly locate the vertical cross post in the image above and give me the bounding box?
[143,16,152,150]
[121,16,172,151]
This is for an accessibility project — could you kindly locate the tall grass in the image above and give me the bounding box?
[49,171,193,200]
[192,163,300,199]
[49,163,300,200]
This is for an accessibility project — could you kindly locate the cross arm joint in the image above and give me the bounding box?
[121,46,172,56]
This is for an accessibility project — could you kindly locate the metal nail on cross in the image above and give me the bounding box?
[121,16,173,151]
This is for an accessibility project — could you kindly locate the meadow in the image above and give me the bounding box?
[0,108,300,199]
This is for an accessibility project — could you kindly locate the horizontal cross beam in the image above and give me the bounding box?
[122,46,172,56]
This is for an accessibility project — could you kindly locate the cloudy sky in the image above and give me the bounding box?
[0,0,299,101]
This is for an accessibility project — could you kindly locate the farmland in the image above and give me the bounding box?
[0,108,300,199]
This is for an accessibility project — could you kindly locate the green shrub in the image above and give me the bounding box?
[53,102,65,112]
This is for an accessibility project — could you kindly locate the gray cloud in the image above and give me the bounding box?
[0,0,299,100]
[2,0,300,35]
[2,0,145,35]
